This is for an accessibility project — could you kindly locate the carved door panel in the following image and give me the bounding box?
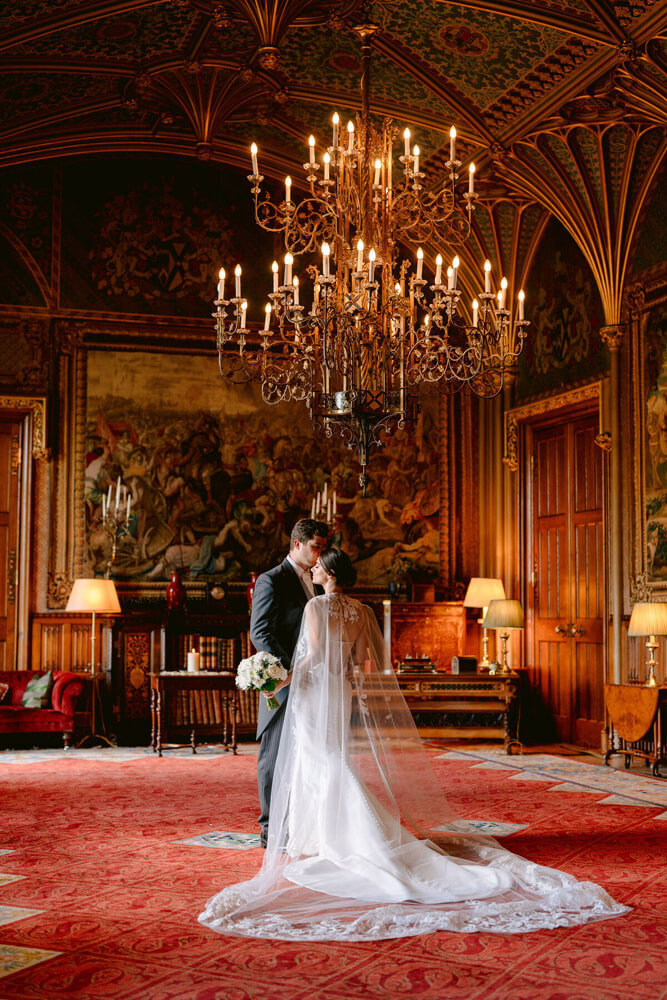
[529,412,604,746]
[0,419,22,669]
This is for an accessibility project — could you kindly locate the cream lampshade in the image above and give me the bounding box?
[628,602,667,687]
[66,579,121,675]
[463,578,506,668]
[482,599,524,674]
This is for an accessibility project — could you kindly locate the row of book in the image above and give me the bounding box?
[169,687,259,728]
[177,631,252,672]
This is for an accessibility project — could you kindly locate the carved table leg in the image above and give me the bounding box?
[151,686,157,753]
[156,688,163,757]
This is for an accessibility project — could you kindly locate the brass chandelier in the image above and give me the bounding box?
[214,28,529,490]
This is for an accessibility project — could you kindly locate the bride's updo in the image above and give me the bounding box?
[320,547,357,589]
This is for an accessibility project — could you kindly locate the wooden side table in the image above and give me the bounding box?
[604,683,666,776]
[396,671,520,751]
[150,672,237,756]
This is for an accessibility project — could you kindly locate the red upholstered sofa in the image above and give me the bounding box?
[0,671,88,748]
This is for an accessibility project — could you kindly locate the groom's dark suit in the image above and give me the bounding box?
[250,557,318,843]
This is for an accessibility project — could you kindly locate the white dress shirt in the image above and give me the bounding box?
[287,555,315,599]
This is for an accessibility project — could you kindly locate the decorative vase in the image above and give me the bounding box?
[166,570,186,611]
[246,572,258,611]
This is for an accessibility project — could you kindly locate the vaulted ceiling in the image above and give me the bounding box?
[1,0,665,322]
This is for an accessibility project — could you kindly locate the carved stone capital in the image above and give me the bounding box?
[54,321,85,355]
[600,324,625,351]
[594,431,612,452]
[47,572,73,609]
[258,47,280,71]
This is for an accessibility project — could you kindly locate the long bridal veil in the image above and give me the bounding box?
[199,594,628,941]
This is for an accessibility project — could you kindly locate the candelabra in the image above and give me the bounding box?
[100,479,132,579]
[310,481,337,527]
[213,27,529,490]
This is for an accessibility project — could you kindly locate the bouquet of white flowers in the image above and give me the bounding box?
[236,651,288,710]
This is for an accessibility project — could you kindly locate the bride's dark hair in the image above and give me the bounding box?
[320,546,357,588]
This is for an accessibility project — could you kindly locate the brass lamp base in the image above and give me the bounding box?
[645,636,659,687]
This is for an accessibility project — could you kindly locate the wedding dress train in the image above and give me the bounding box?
[199,594,628,941]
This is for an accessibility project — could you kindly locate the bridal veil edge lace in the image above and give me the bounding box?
[199,594,628,941]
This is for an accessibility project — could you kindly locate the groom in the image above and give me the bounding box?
[250,517,329,846]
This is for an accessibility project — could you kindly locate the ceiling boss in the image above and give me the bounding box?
[213,24,529,492]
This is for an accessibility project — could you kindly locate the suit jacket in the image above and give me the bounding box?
[250,557,316,738]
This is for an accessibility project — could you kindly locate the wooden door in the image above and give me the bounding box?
[0,418,23,669]
[529,411,605,747]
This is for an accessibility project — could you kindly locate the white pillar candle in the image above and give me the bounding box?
[285,175,291,206]
[416,247,423,280]
[387,142,392,194]
[327,498,332,522]
[216,267,225,300]
[472,299,479,326]
[107,484,112,509]
[403,127,410,158]
[102,495,106,518]
[447,266,453,291]
[315,491,321,515]
[311,498,316,518]
[187,649,200,673]
[500,276,508,310]
[452,256,459,290]
[413,145,419,174]
[332,112,339,149]
[373,158,381,186]
[308,135,315,165]
[240,301,247,329]
[293,276,299,305]
[468,162,475,195]
[250,142,258,174]
[126,493,131,521]
[284,253,293,286]
[264,303,271,330]
[235,264,242,298]
[322,243,330,277]
[449,126,456,162]
[272,260,279,292]
[333,490,337,516]
[368,248,376,283]
[356,239,364,272]
[518,289,525,321]
[115,476,121,512]
[484,259,491,293]
[347,120,354,153]
[323,152,330,180]
[435,254,442,285]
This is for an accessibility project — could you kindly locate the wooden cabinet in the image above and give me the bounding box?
[386,602,466,670]
[397,671,519,747]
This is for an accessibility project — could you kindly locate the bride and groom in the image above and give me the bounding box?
[199,519,628,940]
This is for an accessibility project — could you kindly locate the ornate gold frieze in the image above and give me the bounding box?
[504,382,601,472]
[0,395,48,461]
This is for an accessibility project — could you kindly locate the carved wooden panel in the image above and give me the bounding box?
[389,603,465,671]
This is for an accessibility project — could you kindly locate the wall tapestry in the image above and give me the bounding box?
[644,301,667,581]
[518,219,607,398]
[85,349,440,587]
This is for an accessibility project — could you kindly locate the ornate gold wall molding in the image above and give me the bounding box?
[504,382,601,472]
[0,395,49,461]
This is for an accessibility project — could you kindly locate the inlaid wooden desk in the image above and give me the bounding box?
[396,671,520,751]
[150,671,237,756]
[604,683,666,776]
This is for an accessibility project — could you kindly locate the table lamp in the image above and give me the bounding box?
[463,578,506,668]
[628,602,667,687]
[482,599,524,675]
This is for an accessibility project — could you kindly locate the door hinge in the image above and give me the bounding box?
[11,435,21,476]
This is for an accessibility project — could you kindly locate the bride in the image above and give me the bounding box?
[199,547,628,941]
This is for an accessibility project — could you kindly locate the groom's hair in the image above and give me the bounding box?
[291,518,329,546]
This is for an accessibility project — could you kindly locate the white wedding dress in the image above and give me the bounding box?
[199,594,628,941]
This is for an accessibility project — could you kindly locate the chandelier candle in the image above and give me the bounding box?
[215,30,530,491]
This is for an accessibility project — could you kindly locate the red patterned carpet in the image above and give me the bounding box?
[1,747,666,1000]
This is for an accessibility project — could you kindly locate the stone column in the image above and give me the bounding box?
[601,324,625,685]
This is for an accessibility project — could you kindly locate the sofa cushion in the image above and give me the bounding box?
[0,683,9,704]
[22,671,53,709]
